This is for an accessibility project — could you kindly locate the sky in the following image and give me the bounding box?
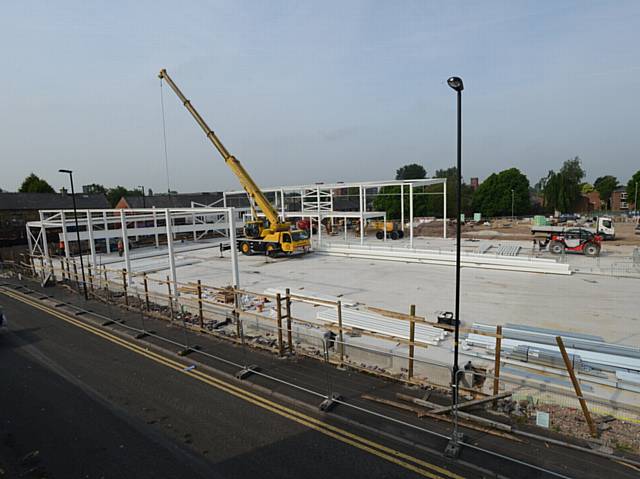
[1,0,639,193]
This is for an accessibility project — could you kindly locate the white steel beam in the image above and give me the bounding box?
[165,209,178,296]
[443,181,447,239]
[61,211,70,259]
[227,208,240,288]
[409,184,414,248]
[120,209,131,283]
[86,211,97,268]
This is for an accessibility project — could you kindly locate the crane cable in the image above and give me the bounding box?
[159,78,171,195]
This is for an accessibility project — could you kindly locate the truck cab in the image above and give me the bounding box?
[595,216,615,240]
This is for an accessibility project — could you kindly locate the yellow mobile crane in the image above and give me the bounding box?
[159,69,311,256]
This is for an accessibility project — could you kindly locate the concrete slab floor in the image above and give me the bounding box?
[97,241,639,347]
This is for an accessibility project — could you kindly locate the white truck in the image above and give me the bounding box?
[531,216,615,240]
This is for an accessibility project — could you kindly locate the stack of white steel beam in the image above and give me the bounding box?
[465,322,640,373]
[263,288,357,307]
[316,307,446,346]
[315,244,571,275]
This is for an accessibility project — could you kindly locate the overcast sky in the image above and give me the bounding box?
[1,1,638,193]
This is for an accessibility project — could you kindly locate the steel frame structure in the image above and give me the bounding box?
[221,178,448,248]
[26,207,241,294]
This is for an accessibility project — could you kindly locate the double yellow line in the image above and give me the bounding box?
[1,287,464,479]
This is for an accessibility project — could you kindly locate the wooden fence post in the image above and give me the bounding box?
[143,273,150,310]
[197,280,204,329]
[87,264,93,293]
[408,304,416,380]
[337,300,344,366]
[493,325,503,406]
[60,258,66,281]
[276,293,284,356]
[556,336,598,437]
[166,275,174,321]
[285,288,293,354]
[72,260,79,291]
[122,269,128,306]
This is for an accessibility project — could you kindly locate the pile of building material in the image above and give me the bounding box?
[465,323,640,374]
[316,307,446,346]
[315,244,571,275]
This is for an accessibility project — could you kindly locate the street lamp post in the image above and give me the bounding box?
[59,169,88,300]
[447,76,463,407]
[511,189,515,223]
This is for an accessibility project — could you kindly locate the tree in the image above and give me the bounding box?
[395,164,426,180]
[106,186,143,207]
[541,157,586,213]
[19,173,55,193]
[83,183,106,194]
[593,176,618,209]
[626,170,640,210]
[471,168,530,217]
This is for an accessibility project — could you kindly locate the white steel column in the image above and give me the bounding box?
[360,214,364,245]
[363,188,367,212]
[165,209,178,295]
[192,211,197,241]
[227,208,240,288]
[280,189,285,220]
[359,185,363,213]
[86,211,97,267]
[223,192,227,207]
[120,209,131,284]
[383,214,387,242]
[400,184,404,232]
[38,211,50,265]
[344,216,347,242]
[61,211,70,259]
[103,212,111,254]
[443,181,447,239]
[409,184,414,248]
[318,212,322,247]
[26,225,33,256]
[153,207,159,247]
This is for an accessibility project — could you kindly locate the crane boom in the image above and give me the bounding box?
[158,69,281,228]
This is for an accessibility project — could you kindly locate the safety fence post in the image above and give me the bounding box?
[408,304,416,380]
[337,300,344,366]
[556,336,598,437]
[197,279,204,329]
[166,275,174,321]
[285,288,293,354]
[143,273,150,311]
[87,264,94,294]
[60,258,66,281]
[276,293,284,357]
[72,260,79,291]
[492,325,502,407]
[121,269,128,306]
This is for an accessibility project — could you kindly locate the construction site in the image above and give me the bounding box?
[1,67,636,478]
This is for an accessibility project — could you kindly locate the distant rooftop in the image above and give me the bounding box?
[0,192,109,210]
[118,192,223,209]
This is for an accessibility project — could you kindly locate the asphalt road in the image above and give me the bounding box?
[0,288,468,479]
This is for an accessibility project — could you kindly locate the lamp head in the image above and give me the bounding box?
[58,169,72,174]
[447,76,464,92]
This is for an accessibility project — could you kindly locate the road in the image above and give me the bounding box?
[0,287,469,479]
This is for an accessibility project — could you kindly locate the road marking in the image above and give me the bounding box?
[1,287,464,479]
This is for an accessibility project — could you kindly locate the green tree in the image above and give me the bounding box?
[83,183,106,194]
[593,175,618,209]
[19,173,55,193]
[542,157,586,213]
[106,186,143,207]
[471,168,530,217]
[395,164,426,180]
[626,170,640,210]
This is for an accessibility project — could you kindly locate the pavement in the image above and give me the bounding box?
[1,276,639,478]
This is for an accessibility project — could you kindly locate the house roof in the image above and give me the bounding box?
[0,192,110,210]
[120,192,223,208]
